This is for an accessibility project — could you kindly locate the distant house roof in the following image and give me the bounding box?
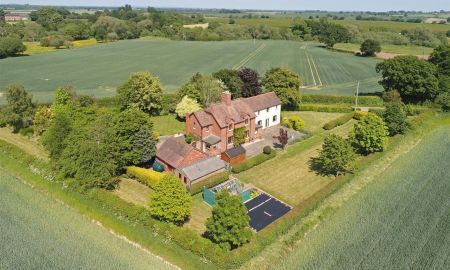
[180,157,226,181]
[243,92,281,112]
[224,145,246,158]
[156,137,207,168]
[203,134,221,145]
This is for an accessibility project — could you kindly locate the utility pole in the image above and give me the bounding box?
[355,81,360,108]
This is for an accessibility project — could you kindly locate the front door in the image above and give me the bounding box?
[265,118,269,127]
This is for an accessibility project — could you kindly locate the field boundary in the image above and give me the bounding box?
[232,43,267,70]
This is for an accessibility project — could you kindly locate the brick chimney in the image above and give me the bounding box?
[221,91,232,106]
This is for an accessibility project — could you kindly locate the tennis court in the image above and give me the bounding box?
[245,193,292,232]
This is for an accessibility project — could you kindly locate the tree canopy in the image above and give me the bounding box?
[314,134,357,176]
[205,190,252,250]
[262,67,302,110]
[2,84,35,132]
[117,71,163,115]
[376,55,439,103]
[238,68,262,98]
[351,113,389,154]
[382,103,409,136]
[0,37,26,58]
[360,39,381,56]
[175,96,201,119]
[149,174,191,224]
[213,69,244,99]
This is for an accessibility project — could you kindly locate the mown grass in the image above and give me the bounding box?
[184,194,212,235]
[113,177,152,207]
[238,120,356,206]
[0,39,382,104]
[152,114,185,136]
[281,111,345,134]
[277,125,450,269]
[334,43,434,56]
[0,169,176,270]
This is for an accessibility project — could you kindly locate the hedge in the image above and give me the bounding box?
[300,104,353,113]
[126,166,165,188]
[231,151,276,173]
[323,113,355,130]
[188,171,230,195]
[301,94,383,106]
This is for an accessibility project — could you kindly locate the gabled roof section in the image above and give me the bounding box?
[157,137,207,168]
[193,110,214,127]
[206,99,255,128]
[243,92,281,112]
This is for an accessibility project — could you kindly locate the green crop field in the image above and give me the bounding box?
[276,126,450,269]
[0,39,383,104]
[0,169,175,270]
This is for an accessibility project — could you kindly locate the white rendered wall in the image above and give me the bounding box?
[254,105,281,129]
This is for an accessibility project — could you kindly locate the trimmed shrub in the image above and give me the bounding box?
[281,115,305,131]
[126,166,165,188]
[353,110,368,120]
[263,145,272,154]
[232,150,276,173]
[300,104,353,113]
[188,171,230,195]
[323,113,354,130]
[301,94,383,106]
[185,134,199,144]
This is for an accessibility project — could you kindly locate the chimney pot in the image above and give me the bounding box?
[221,91,231,106]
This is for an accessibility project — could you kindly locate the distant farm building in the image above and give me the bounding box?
[5,13,28,22]
[183,23,209,29]
[424,18,447,24]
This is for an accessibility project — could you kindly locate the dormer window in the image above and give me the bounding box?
[193,122,196,130]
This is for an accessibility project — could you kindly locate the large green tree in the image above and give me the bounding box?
[41,111,72,159]
[351,113,389,154]
[193,74,224,106]
[177,82,202,103]
[360,39,381,57]
[117,71,163,115]
[205,190,252,250]
[375,55,439,103]
[262,67,302,110]
[213,69,244,99]
[318,22,351,48]
[382,103,409,136]
[0,37,26,58]
[2,84,35,132]
[149,174,191,224]
[314,134,357,176]
[175,96,201,119]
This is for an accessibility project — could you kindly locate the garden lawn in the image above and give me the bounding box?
[238,120,356,206]
[113,177,152,207]
[1,39,383,104]
[0,169,176,270]
[184,194,212,234]
[152,115,185,136]
[277,126,450,269]
[282,111,346,134]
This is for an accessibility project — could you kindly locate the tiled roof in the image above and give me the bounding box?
[156,137,206,168]
[180,157,226,181]
[193,110,214,127]
[206,99,255,128]
[243,92,281,112]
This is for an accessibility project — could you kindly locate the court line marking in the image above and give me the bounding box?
[247,197,272,212]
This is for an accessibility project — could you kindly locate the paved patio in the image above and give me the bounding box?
[243,125,306,157]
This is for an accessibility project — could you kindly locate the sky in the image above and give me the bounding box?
[5,0,450,12]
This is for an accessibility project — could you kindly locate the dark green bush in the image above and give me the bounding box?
[301,94,383,106]
[188,171,230,195]
[263,146,272,154]
[19,126,34,137]
[322,113,354,130]
[300,104,353,113]
[160,93,178,115]
[232,151,276,173]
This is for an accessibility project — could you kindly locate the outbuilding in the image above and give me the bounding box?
[221,145,246,166]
